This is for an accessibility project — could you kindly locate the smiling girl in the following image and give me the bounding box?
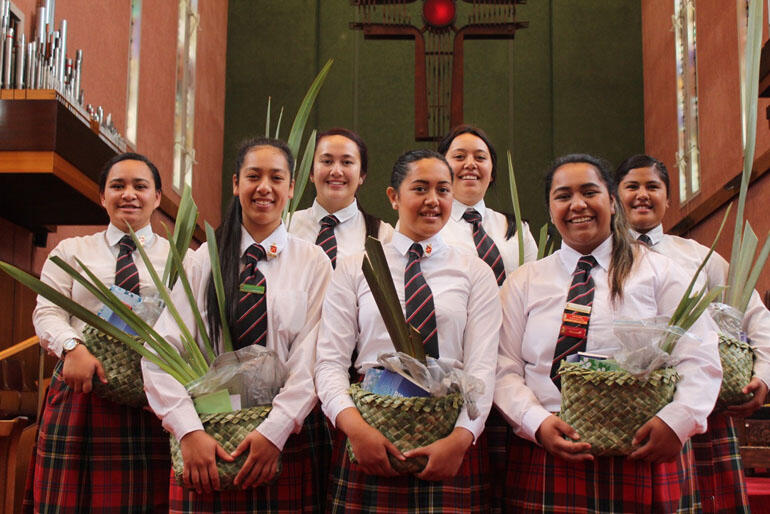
[438,125,537,285]
[315,149,501,512]
[495,153,722,512]
[615,154,770,513]
[31,153,171,512]
[289,128,394,267]
[142,138,332,513]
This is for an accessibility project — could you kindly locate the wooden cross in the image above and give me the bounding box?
[351,0,527,141]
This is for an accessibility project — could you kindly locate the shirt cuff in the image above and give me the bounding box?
[163,399,204,442]
[455,408,485,442]
[256,410,295,451]
[324,393,356,428]
[752,361,770,389]
[519,405,552,443]
[656,403,697,443]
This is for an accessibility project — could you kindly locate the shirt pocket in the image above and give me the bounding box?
[269,290,309,348]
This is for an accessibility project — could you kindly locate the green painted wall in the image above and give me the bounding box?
[222,1,643,233]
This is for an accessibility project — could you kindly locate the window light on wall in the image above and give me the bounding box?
[674,0,701,203]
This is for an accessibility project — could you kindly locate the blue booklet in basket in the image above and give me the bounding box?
[96,285,142,336]
[361,368,430,398]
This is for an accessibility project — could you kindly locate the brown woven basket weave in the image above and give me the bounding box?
[346,383,463,474]
[81,326,147,408]
[559,362,679,456]
[717,333,754,407]
[170,405,275,490]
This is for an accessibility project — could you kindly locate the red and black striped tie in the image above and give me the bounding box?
[462,208,506,286]
[236,244,268,350]
[315,215,340,268]
[637,233,652,246]
[551,255,597,389]
[405,243,438,358]
[115,235,140,295]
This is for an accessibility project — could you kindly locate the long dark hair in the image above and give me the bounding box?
[614,154,671,199]
[205,137,294,348]
[314,127,381,237]
[545,153,635,303]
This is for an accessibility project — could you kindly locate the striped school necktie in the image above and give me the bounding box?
[551,255,597,389]
[316,214,340,268]
[236,244,268,350]
[115,235,140,295]
[637,233,652,246]
[461,208,506,286]
[405,243,439,358]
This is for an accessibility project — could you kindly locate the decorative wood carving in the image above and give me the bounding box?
[350,0,527,140]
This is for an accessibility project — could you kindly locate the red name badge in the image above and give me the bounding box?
[563,312,590,325]
[560,325,587,338]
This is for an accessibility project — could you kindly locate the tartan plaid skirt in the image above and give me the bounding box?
[32,361,170,513]
[169,404,329,513]
[503,434,701,513]
[326,425,490,513]
[691,412,749,513]
[485,407,511,514]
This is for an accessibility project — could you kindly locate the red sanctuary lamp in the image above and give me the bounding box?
[423,0,456,28]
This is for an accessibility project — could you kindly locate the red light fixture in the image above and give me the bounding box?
[423,0,455,28]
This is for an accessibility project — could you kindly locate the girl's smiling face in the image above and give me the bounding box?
[310,134,365,213]
[445,132,493,206]
[387,157,453,242]
[617,166,669,232]
[100,159,161,232]
[549,162,615,254]
[233,145,294,241]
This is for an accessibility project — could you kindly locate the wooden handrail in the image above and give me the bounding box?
[0,336,39,362]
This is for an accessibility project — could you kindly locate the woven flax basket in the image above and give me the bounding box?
[346,383,463,474]
[717,333,754,407]
[559,361,679,456]
[170,405,274,490]
[81,325,147,408]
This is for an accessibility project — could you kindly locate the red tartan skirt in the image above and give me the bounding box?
[691,411,750,513]
[485,407,511,514]
[504,434,700,513]
[326,425,490,513]
[31,363,170,513]
[169,405,328,513]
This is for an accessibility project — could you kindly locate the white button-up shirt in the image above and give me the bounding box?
[142,223,332,451]
[633,224,770,386]
[495,236,722,444]
[288,198,394,255]
[33,223,166,358]
[440,198,538,278]
[315,230,502,440]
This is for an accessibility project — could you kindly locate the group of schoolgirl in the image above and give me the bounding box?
[27,123,770,513]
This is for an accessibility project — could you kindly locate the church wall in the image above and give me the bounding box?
[642,0,770,296]
[223,0,645,236]
[1,1,228,357]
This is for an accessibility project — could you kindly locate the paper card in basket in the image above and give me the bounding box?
[96,285,142,336]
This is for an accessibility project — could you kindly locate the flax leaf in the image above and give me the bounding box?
[506,151,525,266]
[162,224,215,364]
[127,225,208,376]
[0,261,194,385]
[206,223,233,353]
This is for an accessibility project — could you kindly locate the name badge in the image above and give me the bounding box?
[560,325,586,339]
[239,284,265,294]
[566,302,591,314]
[563,312,590,325]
